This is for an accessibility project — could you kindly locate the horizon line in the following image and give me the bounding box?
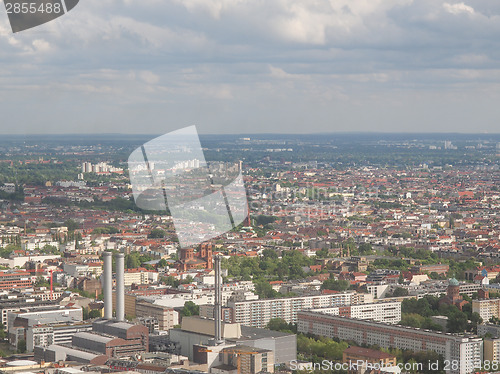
[0,131,500,137]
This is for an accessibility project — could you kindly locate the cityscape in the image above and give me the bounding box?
[2,0,500,373]
[0,133,497,374]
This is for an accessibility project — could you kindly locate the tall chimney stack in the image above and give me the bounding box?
[103,252,113,320]
[116,253,125,321]
[214,254,223,345]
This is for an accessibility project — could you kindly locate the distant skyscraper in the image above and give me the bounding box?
[81,162,92,173]
[444,141,457,150]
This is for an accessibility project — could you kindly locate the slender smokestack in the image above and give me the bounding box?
[103,252,113,320]
[116,253,125,321]
[214,254,223,344]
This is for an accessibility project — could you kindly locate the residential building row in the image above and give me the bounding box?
[298,311,482,374]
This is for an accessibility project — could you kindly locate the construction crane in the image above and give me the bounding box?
[197,347,259,374]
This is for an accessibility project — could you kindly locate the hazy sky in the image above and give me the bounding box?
[1,0,500,135]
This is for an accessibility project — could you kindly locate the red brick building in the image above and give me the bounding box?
[177,243,213,271]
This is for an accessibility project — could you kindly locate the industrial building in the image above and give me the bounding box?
[211,345,274,374]
[35,252,149,364]
[7,305,84,350]
[0,292,65,327]
[27,321,92,352]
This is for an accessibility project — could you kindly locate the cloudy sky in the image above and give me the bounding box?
[1,0,500,135]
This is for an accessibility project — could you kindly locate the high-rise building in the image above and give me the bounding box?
[81,162,92,173]
[484,338,500,363]
[472,298,500,322]
[309,301,401,324]
[228,291,372,328]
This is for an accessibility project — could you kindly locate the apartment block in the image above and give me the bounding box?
[310,301,401,324]
[228,291,372,328]
[459,283,482,297]
[123,268,150,286]
[0,271,32,290]
[484,338,500,363]
[478,323,500,338]
[135,300,178,330]
[472,299,500,322]
[298,311,482,374]
[199,304,234,323]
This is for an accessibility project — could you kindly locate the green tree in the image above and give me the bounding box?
[162,276,180,287]
[297,334,348,361]
[262,248,278,260]
[446,309,468,333]
[255,215,276,226]
[157,259,168,268]
[64,219,79,231]
[469,312,483,333]
[0,244,19,259]
[180,301,199,317]
[321,278,350,292]
[149,228,166,238]
[17,339,26,353]
[41,244,60,255]
[391,287,409,297]
[266,318,296,333]
[125,252,141,269]
[254,280,278,299]
[0,323,6,340]
[358,243,373,254]
[34,276,50,287]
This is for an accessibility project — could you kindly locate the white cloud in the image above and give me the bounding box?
[443,2,475,15]
[139,70,160,85]
[32,39,52,53]
[0,0,500,133]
